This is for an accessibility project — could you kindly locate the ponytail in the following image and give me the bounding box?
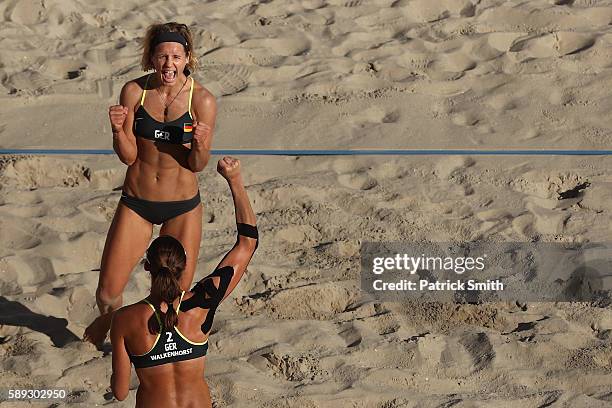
[145,236,187,334]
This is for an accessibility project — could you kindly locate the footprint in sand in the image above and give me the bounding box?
[255,350,327,382]
[508,32,596,62]
[357,342,417,370]
[0,203,47,218]
[553,32,596,56]
[237,2,258,17]
[0,218,42,251]
[0,256,55,293]
[487,32,525,53]
[82,48,114,95]
[431,51,477,74]
[241,37,311,58]
[457,332,495,372]
[368,161,407,181]
[548,88,574,106]
[331,157,365,175]
[331,32,390,57]
[434,156,475,180]
[511,170,589,200]
[525,202,570,235]
[415,334,446,370]
[451,111,479,126]
[301,0,326,9]
[581,182,612,213]
[5,71,50,95]
[67,287,97,326]
[399,0,474,22]
[370,313,401,336]
[486,94,517,111]
[0,157,90,189]
[77,195,118,223]
[337,172,378,190]
[422,332,495,376]
[273,225,322,246]
[349,105,399,128]
[87,167,123,190]
[95,79,114,99]
[39,58,88,81]
[263,282,359,320]
[396,52,434,73]
[0,188,43,207]
[354,8,411,34]
[476,208,512,222]
[331,157,379,190]
[207,65,251,97]
[512,213,536,237]
[338,323,362,347]
[6,0,44,25]
[240,43,307,66]
[469,36,505,62]
[206,377,235,406]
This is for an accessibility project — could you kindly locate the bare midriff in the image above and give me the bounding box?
[135,359,211,408]
[123,138,198,201]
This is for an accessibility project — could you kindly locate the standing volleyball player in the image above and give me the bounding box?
[110,157,258,407]
[85,22,216,346]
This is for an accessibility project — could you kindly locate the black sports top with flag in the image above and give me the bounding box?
[129,223,258,369]
[133,74,194,144]
[129,291,208,369]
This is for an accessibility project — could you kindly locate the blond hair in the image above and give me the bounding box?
[141,22,198,73]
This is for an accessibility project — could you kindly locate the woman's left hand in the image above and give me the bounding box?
[191,121,212,150]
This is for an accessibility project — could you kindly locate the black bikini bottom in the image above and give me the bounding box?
[120,191,201,225]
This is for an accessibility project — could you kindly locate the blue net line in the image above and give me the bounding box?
[1,149,611,156]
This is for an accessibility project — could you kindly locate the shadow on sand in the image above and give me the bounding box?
[0,296,80,347]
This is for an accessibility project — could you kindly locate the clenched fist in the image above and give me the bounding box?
[191,121,212,150]
[217,156,241,181]
[109,105,128,133]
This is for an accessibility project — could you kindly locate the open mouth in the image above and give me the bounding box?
[162,70,176,81]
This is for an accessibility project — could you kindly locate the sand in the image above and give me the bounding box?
[0,0,611,407]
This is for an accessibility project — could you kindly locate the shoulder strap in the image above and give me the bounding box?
[176,291,186,317]
[142,298,162,327]
[188,77,194,116]
[140,74,151,106]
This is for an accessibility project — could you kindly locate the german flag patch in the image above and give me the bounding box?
[184,123,193,132]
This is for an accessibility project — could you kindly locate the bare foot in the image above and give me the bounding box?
[83,313,112,348]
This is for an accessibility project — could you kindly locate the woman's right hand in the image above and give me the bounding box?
[109,105,129,133]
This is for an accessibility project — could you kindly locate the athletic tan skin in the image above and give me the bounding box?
[85,27,217,346]
[110,157,257,407]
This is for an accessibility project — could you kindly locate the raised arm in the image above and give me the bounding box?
[211,157,258,298]
[181,157,258,332]
[110,82,140,165]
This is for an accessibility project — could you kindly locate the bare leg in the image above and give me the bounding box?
[84,203,152,346]
[159,203,203,290]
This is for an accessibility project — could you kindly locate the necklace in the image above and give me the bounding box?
[155,76,188,118]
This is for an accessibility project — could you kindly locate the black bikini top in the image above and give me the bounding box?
[133,74,195,144]
[128,291,208,369]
